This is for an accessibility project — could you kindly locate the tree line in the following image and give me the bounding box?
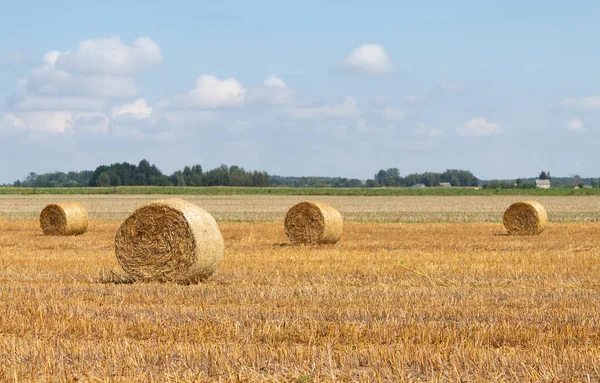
[11,161,485,188]
[19,161,593,189]
[13,160,271,188]
[367,168,479,187]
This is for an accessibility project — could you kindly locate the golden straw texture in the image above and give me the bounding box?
[284,201,343,244]
[114,199,224,283]
[503,201,549,236]
[39,202,88,236]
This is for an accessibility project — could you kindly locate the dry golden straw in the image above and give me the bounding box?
[39,202,88,236]
[284,201,343,244]
[503,200,548,236]
[114,198,224,283]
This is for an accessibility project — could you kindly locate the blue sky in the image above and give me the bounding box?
[1,1,600,183]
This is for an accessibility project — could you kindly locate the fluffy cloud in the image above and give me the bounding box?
[112,98,153,120]
[342,44,393,74]
[567,119,583,131]
[457,118,503,137]
[175,75,246,108]
[250,75,295,105]
[288,96,360,119]
[0,111,114,135]
[0,113,26,135]
[54,36,162,75]
[1,112,73,134]
[562,96,600,110]
[5,38,153,117]
[1,36,164,138]
[264,75,286,88]
[26,55,138,99]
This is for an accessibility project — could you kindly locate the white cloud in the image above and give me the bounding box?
[55,36,162,75]
[457,118,503,137]
[1,111,113,135]
[562,96,600,110]
[112,98,152,120]
[264,75,287,88]
[2,36,162,138]
[288,96,360,119]
[4,112,74,134]
[0,113,26,135]
[251,75,295,105]
[175,75,246,108]
[342,44,393,74]
[27,63,138,98]
[567,119,583,131]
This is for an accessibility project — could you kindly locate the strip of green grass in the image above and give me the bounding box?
[1,186,599,196]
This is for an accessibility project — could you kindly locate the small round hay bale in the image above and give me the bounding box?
[114,198,224,283]
[284,201,343,244]
[40,202,88,236]
[503,200,548,236]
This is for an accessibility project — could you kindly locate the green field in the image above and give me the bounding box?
[1,186,599,196]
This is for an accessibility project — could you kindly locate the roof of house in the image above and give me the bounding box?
[411,183,426,188]
[535,179,551,185]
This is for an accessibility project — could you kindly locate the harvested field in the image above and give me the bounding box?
[0,208,599,381]
[2,195,600,222]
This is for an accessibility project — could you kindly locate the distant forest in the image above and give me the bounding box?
[7,160,599,188]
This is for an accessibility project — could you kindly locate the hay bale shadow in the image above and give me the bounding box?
[273,243,293,247]
[97,270,135,284]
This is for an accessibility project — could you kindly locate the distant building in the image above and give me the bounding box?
[535,179,551,189]
[439,182,452,188]
[411,183,426,188]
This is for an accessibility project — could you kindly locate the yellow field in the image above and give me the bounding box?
[0,196,599,381]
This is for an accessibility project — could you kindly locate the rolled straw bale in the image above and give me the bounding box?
[39,202,88,236]
[284,201,343,244]
[114,198,224,283]
[503,200,548,236]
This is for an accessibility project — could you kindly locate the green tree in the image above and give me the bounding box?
[97,172,111,187]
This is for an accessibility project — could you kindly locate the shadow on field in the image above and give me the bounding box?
[97,270,135,284]
[273,243,293,247]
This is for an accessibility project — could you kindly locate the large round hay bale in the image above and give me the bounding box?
[284,201,343,244]
[114,198,224,283]
[503,201,548,236]
[40,202,88,236]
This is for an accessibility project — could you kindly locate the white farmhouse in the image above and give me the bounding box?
[535,179,551,189]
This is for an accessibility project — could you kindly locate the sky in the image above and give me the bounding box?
[1,1,600,183]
